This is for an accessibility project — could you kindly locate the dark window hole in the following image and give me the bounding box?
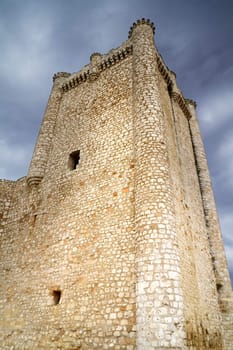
[68,150,80,170]
[33,214,37,224]
[216,283,223,292]
[52,290,62,305]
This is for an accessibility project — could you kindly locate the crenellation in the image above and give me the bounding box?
[185,98,197,108]
[156,53,173,88]
[128,18,155,39]
[53,71,71,82]
[172,92,192,120]
[62,45,133,92]
[0,18,232,350]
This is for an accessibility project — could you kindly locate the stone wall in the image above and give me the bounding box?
[0,18,232,350]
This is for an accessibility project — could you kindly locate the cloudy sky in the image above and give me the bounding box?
[0,0,233,284]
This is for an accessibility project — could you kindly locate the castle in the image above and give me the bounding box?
[0,19,233,350]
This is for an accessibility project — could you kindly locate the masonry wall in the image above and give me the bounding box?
[0,19,232,350]
[156,68,225,348]
[1,51,137,350]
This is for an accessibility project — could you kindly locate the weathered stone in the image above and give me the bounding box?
[0,18,233,350]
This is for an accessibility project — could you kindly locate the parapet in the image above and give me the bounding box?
[128,18,155,38]
[53,72,71,82]
[185,98,197,109]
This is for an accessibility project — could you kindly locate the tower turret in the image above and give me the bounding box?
[130,19,186,349]
[27,72,70,187]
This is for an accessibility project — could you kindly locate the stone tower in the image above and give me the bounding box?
[0,19,233,350]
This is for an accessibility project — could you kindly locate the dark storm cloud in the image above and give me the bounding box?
[0,0,233,283]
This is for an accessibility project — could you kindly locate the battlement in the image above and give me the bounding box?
[62,44,133,91]
[128,18,155,38]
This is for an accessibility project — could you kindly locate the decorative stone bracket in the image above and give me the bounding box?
[171,91,193,120]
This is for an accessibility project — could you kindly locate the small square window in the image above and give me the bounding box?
[52,290,61,305]
[68,150,80,170]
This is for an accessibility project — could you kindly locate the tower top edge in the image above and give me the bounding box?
[185,98,197,108]
[53,72,71,82]
[128,18,155,39]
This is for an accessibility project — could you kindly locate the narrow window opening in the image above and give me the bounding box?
[52,290,61,305]
[68,150,80,170]
[30,214,37,228]
[216,283,223,293]
[33,214,37,225]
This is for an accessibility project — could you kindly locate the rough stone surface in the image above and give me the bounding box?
[0,18,232,350]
